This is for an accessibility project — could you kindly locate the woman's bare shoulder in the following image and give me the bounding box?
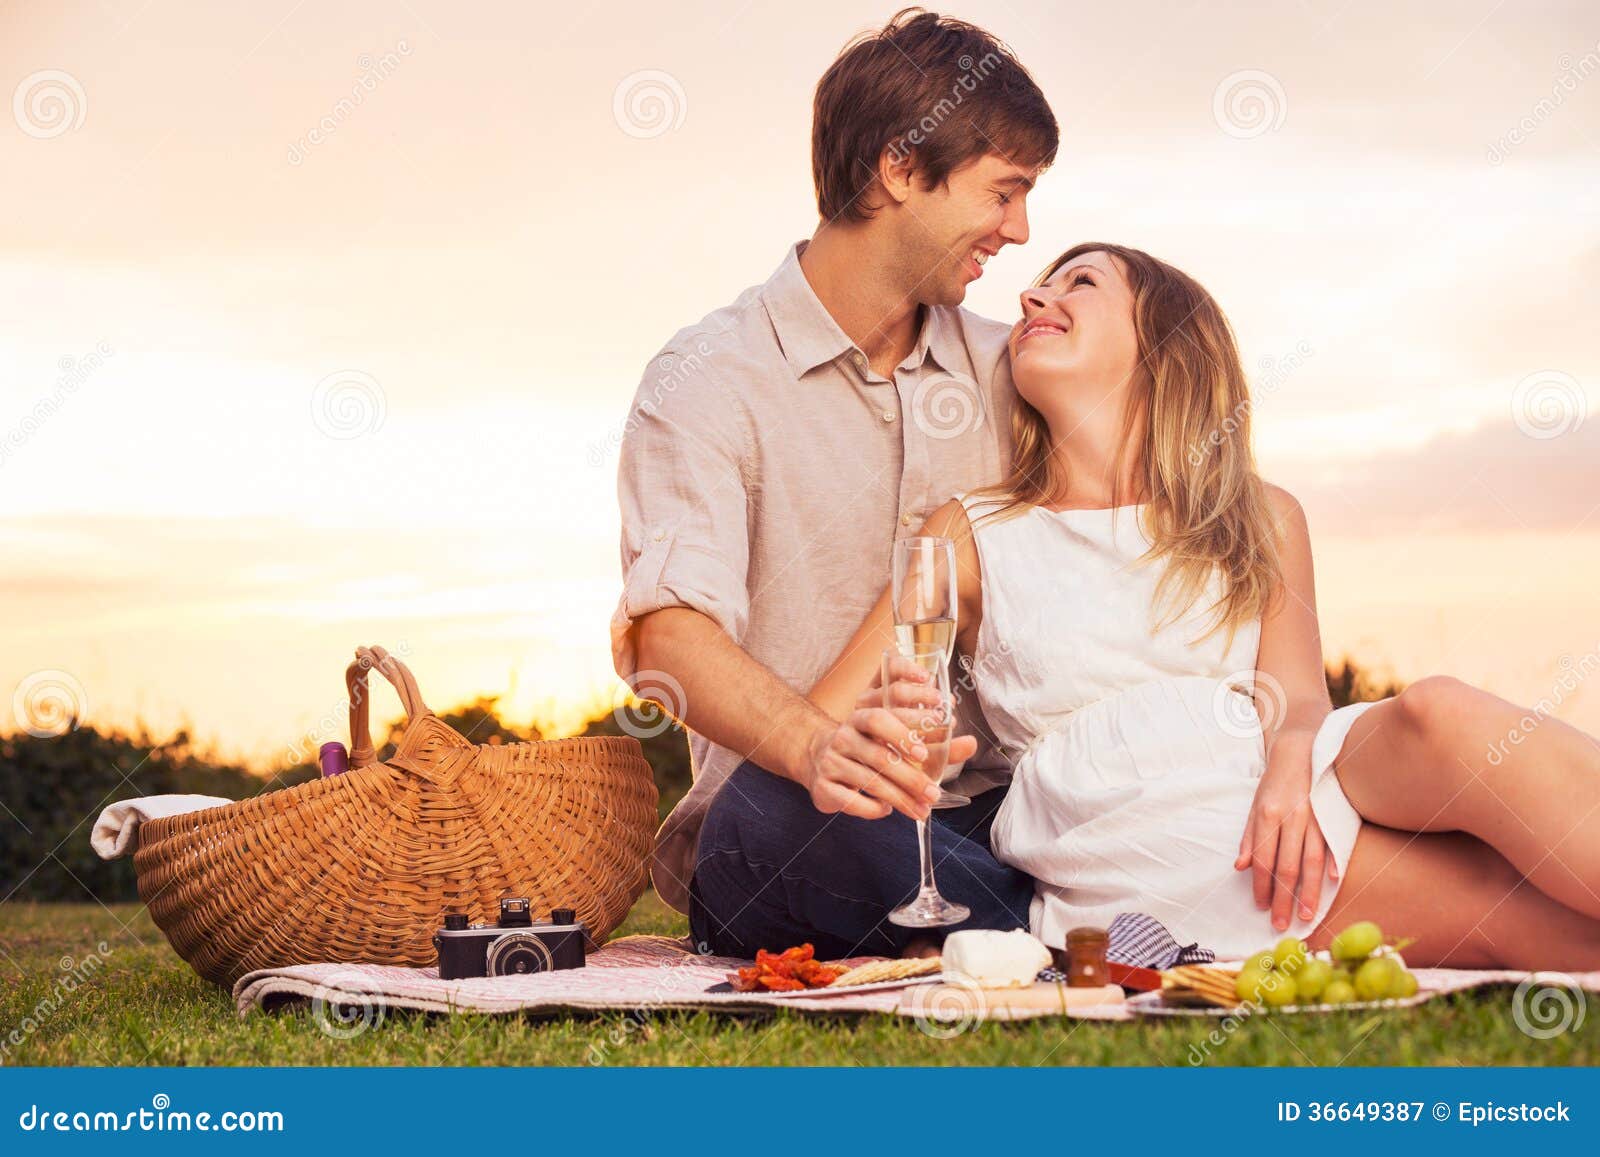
[920,497,974,541]
[1259,481,1311,550]
[917,498,983,628]
[1261,480,1304,522]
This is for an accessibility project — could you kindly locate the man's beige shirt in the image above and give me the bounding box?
[612,242,1017,912]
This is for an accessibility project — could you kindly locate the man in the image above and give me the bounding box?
[611,10,1056,958]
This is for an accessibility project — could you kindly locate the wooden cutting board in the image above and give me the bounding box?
[901,982,1125,1020]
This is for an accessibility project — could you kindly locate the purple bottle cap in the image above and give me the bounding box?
[319,741,350,778]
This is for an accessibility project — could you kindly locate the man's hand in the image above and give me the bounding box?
[797,656,976,821]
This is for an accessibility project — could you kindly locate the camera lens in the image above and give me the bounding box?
[486,932,554,976]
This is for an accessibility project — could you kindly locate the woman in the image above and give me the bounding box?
[810,242,1600,967]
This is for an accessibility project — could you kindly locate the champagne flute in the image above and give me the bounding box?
[891,536,970,808]
[884,646,971,929]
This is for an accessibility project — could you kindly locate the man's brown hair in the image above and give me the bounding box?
[812,8,1058,224]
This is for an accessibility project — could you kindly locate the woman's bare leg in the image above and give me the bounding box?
[1306,823,1600,970]
[1331,676,1600,920]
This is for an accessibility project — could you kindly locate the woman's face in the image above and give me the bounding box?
[1008,250,1141,415]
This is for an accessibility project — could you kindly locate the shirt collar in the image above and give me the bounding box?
[764,241,960,379]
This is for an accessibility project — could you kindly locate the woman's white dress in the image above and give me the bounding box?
[957,492,1379,959]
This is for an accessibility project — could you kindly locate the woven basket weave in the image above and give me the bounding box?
[132,645,659,987]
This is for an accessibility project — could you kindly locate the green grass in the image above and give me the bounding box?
[1,897,1592,1066]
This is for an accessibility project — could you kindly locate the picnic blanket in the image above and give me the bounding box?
[235,935,1600,1025]
[234,935,1124,1023]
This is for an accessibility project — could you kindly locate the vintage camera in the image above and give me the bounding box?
[432,898,588,980]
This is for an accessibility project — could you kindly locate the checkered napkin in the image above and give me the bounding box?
[1036,912,1214,982]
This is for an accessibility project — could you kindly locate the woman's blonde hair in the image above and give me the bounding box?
[969,242,1283,640]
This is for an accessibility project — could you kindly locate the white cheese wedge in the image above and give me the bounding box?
[942,928,1053,989]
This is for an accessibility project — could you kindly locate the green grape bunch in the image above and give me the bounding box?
[1231,923,1419,1011]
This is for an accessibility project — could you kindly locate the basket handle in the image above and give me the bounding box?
[345,645,432,769]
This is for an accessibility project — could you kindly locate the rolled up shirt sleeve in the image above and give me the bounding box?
[610,350,751,682]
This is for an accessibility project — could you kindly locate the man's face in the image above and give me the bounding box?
[895,152,1039,307]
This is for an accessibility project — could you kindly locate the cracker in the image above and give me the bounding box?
[830,955,943,988]
[1160,964,1242,1008]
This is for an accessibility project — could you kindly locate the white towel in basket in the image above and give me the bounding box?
[91,795,233,860]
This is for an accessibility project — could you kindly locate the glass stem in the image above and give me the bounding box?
[916,817,938,896]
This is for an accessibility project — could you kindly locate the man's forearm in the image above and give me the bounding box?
[631,607,833,784]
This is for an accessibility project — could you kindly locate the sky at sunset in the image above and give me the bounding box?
[3,0,1598,764]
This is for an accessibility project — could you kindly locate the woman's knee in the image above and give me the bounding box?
[1390,676,1475,751]
[1381,676,1516,789]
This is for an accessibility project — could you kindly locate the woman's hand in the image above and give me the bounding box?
[1235,727,1338,932]
[799,656,975,821]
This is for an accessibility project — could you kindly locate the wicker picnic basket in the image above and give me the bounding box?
[131,645,659,988]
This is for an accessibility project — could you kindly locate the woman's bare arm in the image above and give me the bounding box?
[809,498,984,735]
[1237,483,1337,930]
[1253,485,1334,739]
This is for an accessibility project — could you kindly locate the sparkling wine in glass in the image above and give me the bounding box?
[891,536,969,808]
[884,646,971,929]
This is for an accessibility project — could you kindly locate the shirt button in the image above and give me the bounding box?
[882,411,895,422]
[652,529,665,541]
[853,352,866,369]
[900,513,913,527]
